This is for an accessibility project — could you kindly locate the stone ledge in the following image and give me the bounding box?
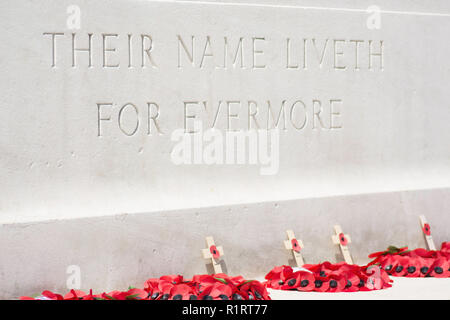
[1,187,449,299]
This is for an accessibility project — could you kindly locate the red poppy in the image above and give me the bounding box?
[198,282,232,300]
[403,257,425,278]
[422,223,431,236]
[295,272,315,292]
[160,274,184,284]
[239,280,271,300]
[210,245,220,259]
[192,274,217,287]
[102,289,147,300]
[280,271,314,291]
[428,258,449,278]
[101,290,124,300]
[327,274,347,292]
[225,275,245,286]
[340,271,361,292]
[409,248,436,259]
[170,284,194,300]
[339,233,348,246]
[127,288,149,300]
[264,265,293,289]
[313,275,330,292]
[378,254,404,275]
[291,239,302,253]
[441,242,450,252]
[158,281,175,299]
[81,289,96,300]
[41,290,64,300]
[63,289,86,300]
[391,256,409,277]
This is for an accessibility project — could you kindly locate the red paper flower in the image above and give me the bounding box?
[170,284,194,300]
[41,290,64,300]
[239,280,271,300]
[160,274,183,284]
[441,242,450,254]
[341,271,361,292]
[428,258,449,278]
[210,245,220,259]
[63,289,87,300]
[422,223,431,236]
[198,282,232,300]
[293,272,315,292]
[391,256,409,277]
[339,233,348,246]
[291,239,301,253]
[264,265,293,289]
[327,274,347,292]
[313,276,330,292]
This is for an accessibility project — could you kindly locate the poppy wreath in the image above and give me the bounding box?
[20,273,271,300]
[264,262,392,292]
[367,242,450,278]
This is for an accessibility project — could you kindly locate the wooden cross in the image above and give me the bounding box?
[331,225,353,264]
[283,230,305,266]
[201,236,224,274]
[419,215,436,251]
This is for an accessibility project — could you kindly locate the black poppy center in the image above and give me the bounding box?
[420,267,429,274]
[300,280,309,287]
[434,266,443,274]
[173,294,182,300]
[189,295,197,300]
[407,266,416,273]
[232,293,243,300]
[218,294,229,300]
[345,280,352,288]
[395,266,404,273]
[319,271,326,277]
[202,295,213,300]
[329,280,338,288]
[385,265,393,272]
[160,293,170,300]
[358,279,364,287]
[287,279,296,286]
[151,292,159,300]
[314,280,323,288]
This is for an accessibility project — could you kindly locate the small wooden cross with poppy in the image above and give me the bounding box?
[283,230,305,266]
[419,215,436,250]
[201,236,225,274]
[331,225,353,264]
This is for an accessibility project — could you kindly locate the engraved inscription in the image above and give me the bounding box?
[41,33,383,138]
[43,33,383,70]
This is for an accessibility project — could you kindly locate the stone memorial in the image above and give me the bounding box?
[0,0,449,298]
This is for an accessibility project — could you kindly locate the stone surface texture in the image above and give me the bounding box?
[0,0,449,298]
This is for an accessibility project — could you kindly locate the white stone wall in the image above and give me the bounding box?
[0,0,449,298]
